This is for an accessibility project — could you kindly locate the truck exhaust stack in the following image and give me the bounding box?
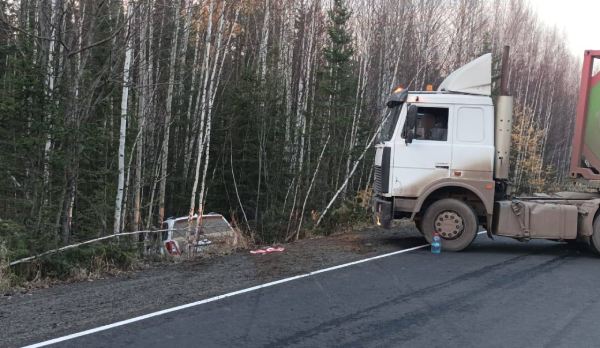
[495,46,513,180]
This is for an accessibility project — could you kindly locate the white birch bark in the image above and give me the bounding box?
[189,0,215,220]
[295,134,330,240]
[113,0,134,234]
[182,24,203,181]
[316,109,392,227]
[42,0,58,187]
[194,2,231,239]
[286,1,319,232]
[158,0,183,225]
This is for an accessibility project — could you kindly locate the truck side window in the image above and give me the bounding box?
[415,107,448,141]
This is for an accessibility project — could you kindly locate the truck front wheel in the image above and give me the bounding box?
[422,198,478,251]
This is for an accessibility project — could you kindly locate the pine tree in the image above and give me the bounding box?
[321,0,356,199]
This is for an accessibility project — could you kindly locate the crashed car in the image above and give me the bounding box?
[161,213,236,256]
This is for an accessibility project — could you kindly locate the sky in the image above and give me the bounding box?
[528,0,600,58]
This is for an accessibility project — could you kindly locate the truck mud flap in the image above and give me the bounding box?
[373,198,392,229]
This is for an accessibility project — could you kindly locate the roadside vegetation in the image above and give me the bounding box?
[0,0,580,286]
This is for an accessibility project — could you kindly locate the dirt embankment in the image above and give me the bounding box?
[0,223,423,348]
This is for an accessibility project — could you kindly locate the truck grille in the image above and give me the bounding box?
[374,147,390,194]
[374,166,382,194]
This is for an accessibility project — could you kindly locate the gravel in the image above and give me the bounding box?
[0,223,424,348]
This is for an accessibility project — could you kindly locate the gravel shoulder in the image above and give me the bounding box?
[1,223,424,348]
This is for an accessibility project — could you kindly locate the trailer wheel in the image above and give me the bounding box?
[422,198,478,251]
[589,218,600,255]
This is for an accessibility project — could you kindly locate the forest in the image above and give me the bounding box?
[0,0,581,258]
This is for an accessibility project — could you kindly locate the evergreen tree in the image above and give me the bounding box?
[318,0,357,200]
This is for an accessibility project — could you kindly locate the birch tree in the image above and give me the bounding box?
[0,0,582,247]
[113,0,134,234]
[158,0,183,225]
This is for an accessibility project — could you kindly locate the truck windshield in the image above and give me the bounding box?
[379,103,403,142]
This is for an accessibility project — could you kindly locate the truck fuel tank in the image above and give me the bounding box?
[492,200,578,240]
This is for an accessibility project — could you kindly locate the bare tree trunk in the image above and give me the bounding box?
[42,0,58,188]
[134,0,150,232]
[113,0,134,234]
[295,134,330,240]
[189,0,215,220]
[231,140,250,231]
[195,2,231,239]
[182,21,203,182]
[158,0,183,225]
[255,0,270,228]
[316,109,392,227]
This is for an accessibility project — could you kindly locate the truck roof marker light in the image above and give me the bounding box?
[426,84,433,91]
[393,86,404,94]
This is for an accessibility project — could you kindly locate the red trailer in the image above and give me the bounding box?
[570,50,600,181]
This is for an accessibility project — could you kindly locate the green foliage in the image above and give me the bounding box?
[313,0,359,211]
[7,242,138,285]
[324,0,354,67]
[34,243,137,280]
[322,0,356,102]
[0,242,11,292]
[315,189,372,234]
[0,0,579,266]
[0,218,137,287]
[0,219,30,260]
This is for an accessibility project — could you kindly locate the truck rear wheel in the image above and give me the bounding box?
[589,218,600,255]
[422,198,478,251]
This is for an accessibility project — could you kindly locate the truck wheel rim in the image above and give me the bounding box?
[434,210,464,240]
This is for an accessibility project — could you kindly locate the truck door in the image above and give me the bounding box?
[392,105,453,197]
[451,106,494,180]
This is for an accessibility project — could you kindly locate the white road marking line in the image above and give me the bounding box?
[24,231,487,348]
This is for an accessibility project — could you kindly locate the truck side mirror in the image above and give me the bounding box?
[406,130,415,144]
[404,105,418,144]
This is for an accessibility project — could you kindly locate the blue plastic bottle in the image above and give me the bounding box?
[431,232,441,254]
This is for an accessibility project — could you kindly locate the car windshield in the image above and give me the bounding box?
[379,103,403,142]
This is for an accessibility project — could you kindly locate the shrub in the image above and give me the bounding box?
[316,189,372,235]
[0,219,30,260]
[0,217,141,285]
[19,243,139,281]
[0,242,10,292]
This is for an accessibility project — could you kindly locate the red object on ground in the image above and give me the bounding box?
[250,247,285,255]
[165,240,181,256]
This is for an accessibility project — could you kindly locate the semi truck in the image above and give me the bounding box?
[372,47,600,253]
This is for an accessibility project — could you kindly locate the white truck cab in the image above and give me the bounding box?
[373,53,509,250]
[373,48,600,254]
[376,92,495,198]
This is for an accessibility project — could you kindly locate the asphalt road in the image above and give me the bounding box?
[37,235,600,348]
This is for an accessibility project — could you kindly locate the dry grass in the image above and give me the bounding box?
[0,242,11,292]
